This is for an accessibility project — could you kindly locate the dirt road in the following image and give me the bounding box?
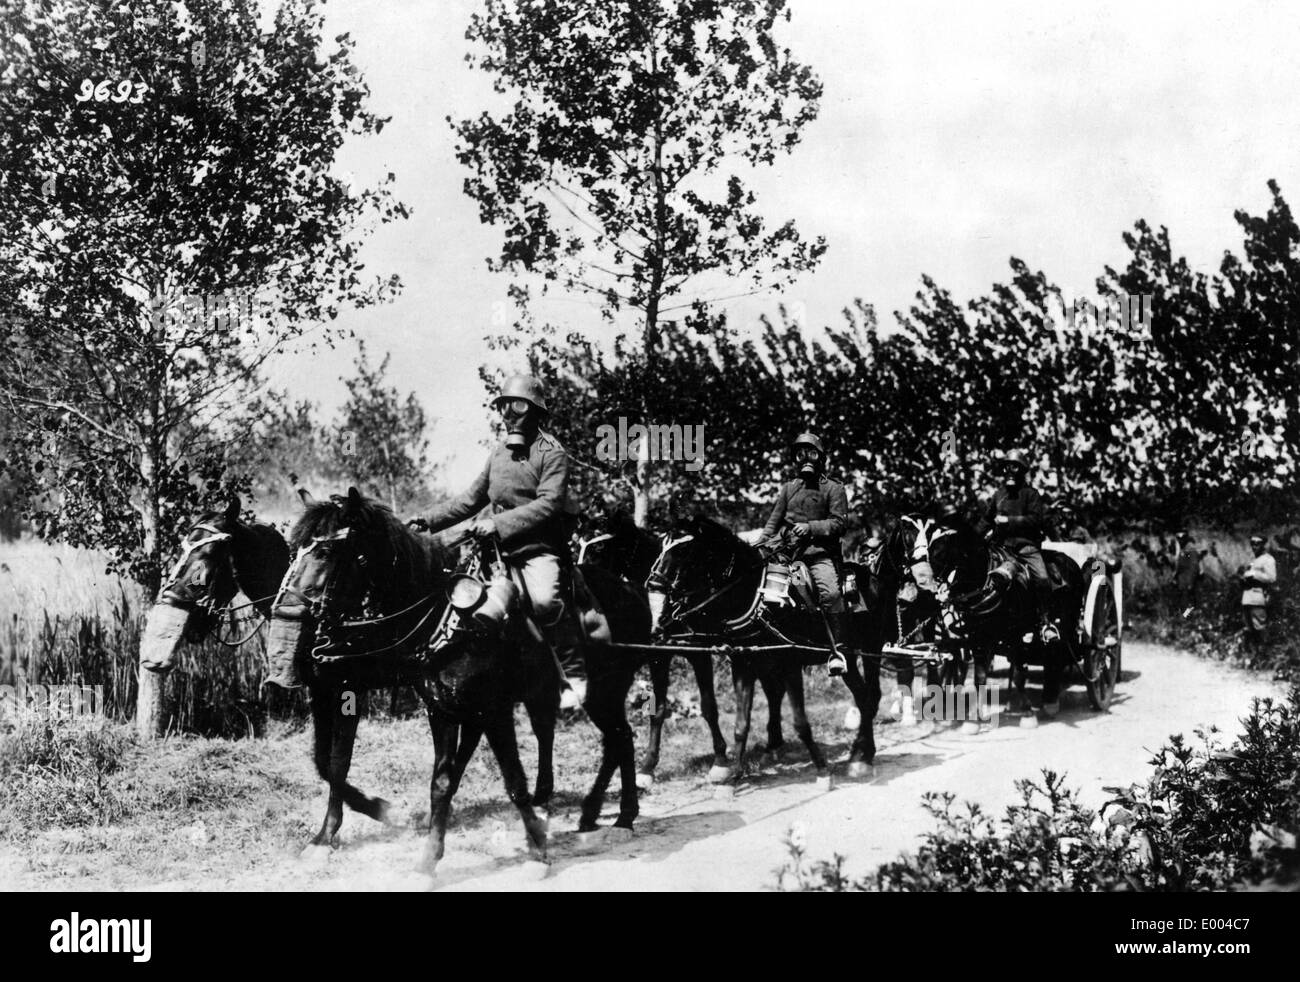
[209,640,1281,892]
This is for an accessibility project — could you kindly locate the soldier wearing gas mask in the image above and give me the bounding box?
[760,432,852,676]
[977,449,1059,644]
[414,375,587,709]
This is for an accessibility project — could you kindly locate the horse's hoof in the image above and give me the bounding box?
[960,721,981,736]
[1020,713,1039,729]
[635,772,654,791]
[299,844,331,868]
[1042,701,1061,718]
[843,706,862,730]
[713,783,737,800]
[707,764,732,784]
[815,773,835,792]
[373,797,392,824]
[846,761,873,780]
[520,859,549,881]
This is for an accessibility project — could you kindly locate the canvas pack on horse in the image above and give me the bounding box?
[921,508,1123,720]
[645,512,884,784]
[576,508,740,789]
[139,496,290,672]
[265,487,649,874]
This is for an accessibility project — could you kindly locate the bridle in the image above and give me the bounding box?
[160,522,235,615]
[647,528,765,636]
[159,521,279,647]
[273,527,363,623]
[273,524,443,662]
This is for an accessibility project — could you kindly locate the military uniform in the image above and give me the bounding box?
[425,429,570,621]
[978,482,1052,620]
[1241,546,1277,643]
[761,474,849,613]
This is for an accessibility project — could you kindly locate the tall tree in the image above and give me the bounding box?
[453,0,825,524]
[331,340,437,513]
[0,0,406,737]
[0,0,405,588]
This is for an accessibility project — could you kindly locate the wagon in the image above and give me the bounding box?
[1037,540,1124,709]
[881,538,1124,713]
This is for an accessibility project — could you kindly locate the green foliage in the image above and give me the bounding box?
[777,687,1300,892]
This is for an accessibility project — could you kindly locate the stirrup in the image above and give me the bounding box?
[827,651,847,676]
[1039,621,1060,643]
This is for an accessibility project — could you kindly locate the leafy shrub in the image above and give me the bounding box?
[777,686,1300,891]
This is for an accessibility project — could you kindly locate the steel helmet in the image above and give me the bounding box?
[494,375,549,414]
[999,449,1030,471]
[793,432,824,453]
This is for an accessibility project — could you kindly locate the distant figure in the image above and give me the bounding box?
[1239,534,1277,646]
[1172,531,1203,610]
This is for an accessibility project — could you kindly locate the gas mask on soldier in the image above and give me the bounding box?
[796,444,821,481]
[497,397,533,453]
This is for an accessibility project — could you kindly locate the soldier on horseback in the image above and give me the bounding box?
[760,431,853,676]
[976,449,1059,643]
[413,375,588,709]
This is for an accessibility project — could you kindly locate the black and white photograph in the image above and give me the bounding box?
[0,0,1298,924]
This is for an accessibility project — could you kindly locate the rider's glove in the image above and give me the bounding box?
[407,516,430,532]
[792,522,812,538]
[470,517,497,538]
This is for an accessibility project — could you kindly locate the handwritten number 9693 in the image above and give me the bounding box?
[74,79,147,104]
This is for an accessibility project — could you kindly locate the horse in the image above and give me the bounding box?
[646,513,884,783]
[921,510,1084,717]
[265,487,648,875]
[577,507,736,787]
[852,516,946,716]
[139,496,290,672]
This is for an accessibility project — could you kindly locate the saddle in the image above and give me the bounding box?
[509,564,611,646]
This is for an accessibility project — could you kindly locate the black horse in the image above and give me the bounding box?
[140,496,290,672]
[577,508,738,787]
[266,488,648,875]
[922,510,1084,717]
[646,513,884,783]
[849,516,946,719]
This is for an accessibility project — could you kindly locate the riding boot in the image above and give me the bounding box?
[1033,579,1059,643]
[545,603,587,710]
[824,610,851,677]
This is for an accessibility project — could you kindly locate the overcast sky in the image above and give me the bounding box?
[264,0,1300,491]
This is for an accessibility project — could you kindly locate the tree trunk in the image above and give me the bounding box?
[135,440,168,739]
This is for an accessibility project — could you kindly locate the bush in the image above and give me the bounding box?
[777,686,1300,892]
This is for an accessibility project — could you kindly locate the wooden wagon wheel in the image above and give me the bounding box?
[1084,575,1122,710]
